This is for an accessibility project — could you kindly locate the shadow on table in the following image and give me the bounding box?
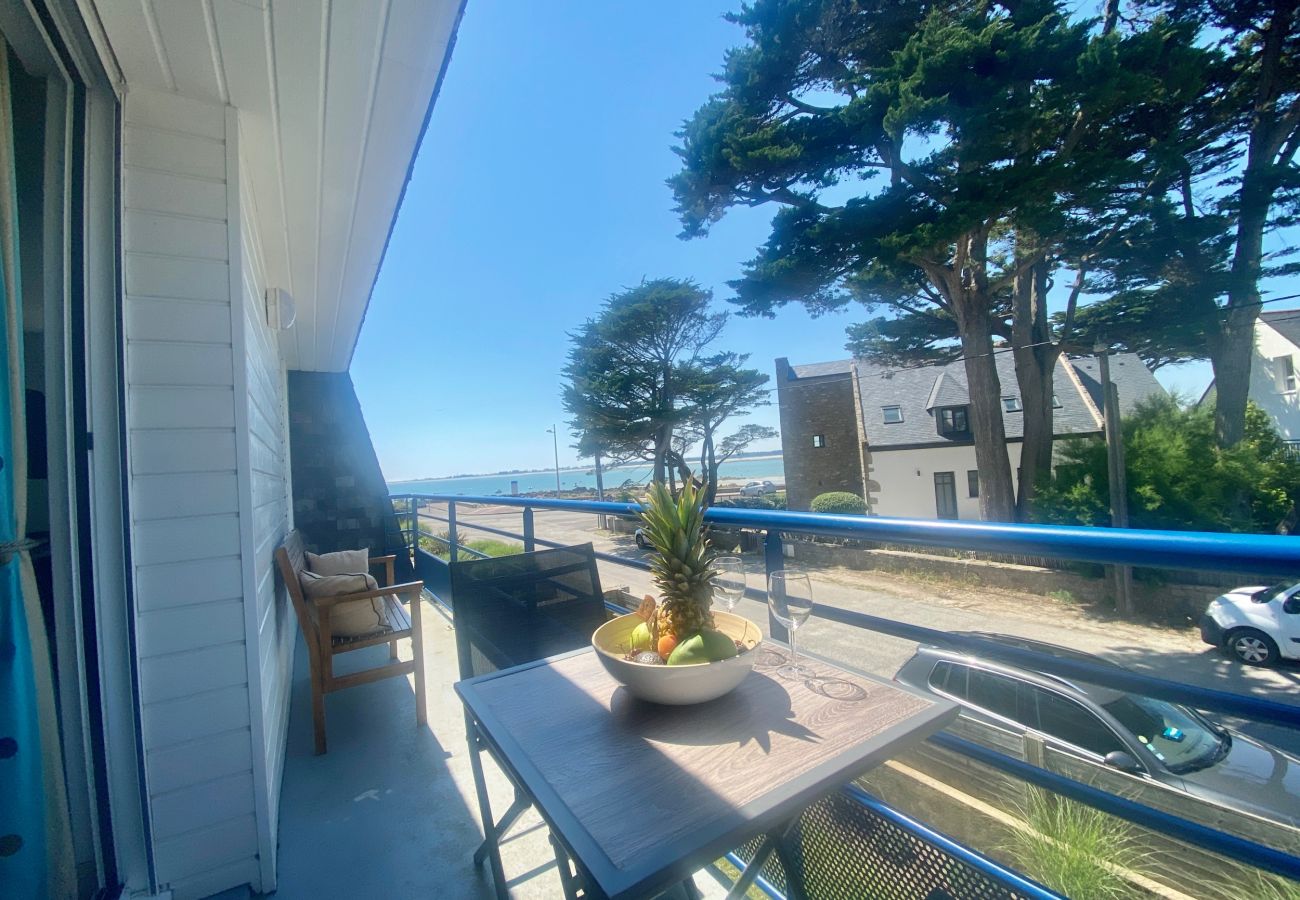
[608,670,821,752]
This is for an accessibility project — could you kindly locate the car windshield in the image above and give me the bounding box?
[1254,582,1294,603]
[1101,694,1227,773]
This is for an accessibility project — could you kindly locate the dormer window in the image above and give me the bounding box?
[938,406,969,436]
[1277,356,1297,393]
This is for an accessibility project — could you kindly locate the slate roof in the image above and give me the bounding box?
[1069,355,1166,416]
[1260,310,1300,349]
[789,359,854,379]
[783,350,1164,450]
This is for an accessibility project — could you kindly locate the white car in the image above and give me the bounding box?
[739,480,776,497]
[1201,581,1300,666]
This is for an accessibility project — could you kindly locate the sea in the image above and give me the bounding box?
[388,455,785,498]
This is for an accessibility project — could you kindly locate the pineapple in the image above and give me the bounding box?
[639,479,716,642]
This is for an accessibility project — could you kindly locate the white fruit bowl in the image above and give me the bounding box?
[591,610,763,705]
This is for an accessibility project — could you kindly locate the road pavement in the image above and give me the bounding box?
[420,500,1300,754]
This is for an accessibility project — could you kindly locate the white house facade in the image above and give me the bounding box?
[775,352,1165,520]
[1249,309,1300,444]
[0,2,462,899]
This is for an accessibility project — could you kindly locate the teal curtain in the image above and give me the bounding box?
[0,40,71,899]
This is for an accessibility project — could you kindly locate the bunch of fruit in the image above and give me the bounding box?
[623,480,739,666]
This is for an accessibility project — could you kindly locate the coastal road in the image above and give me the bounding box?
[421,501,1300,754]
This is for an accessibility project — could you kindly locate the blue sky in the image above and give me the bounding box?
[351,0,1214,482]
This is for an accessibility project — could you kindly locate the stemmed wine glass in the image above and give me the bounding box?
[712,557,745,614]
[767,570,814,678]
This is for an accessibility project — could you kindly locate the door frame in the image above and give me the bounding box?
[0,1,153,895]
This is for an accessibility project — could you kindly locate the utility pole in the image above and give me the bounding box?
[546,425,561,498]
[1097,346,1134,616]
[594,452,607,530]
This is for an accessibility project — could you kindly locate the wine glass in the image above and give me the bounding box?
[767,570,814,678]
[712,556,745,613]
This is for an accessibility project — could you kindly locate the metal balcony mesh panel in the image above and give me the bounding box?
[449,543,609,678]
[734,791,1038,900]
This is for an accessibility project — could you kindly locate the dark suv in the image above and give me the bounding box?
[894,633,1299,826]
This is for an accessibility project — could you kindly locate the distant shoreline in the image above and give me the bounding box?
[391,451,784,486]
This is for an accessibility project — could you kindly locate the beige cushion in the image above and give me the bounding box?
[310,548,377,577]
[306,548,370,577]
[298,570,391,638]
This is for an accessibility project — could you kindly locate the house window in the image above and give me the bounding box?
[1277,356,1297,393]
[882,405,903,424]
[1052,393,1063,408]
[938,406,969,436]
[967,469,979,498]
[812,434,826,448]
[1003,396,1021,412]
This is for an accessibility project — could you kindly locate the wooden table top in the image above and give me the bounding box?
[457,645,958,899]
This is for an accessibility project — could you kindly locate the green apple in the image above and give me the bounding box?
[629,621,654,651]
[666,629,737,665]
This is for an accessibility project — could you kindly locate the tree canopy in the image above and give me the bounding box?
[670,0,1210,520]
[561,279,770,489]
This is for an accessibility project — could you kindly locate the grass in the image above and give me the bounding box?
[418,530,521,561]
[1005,789,1143,900]
[1251,873,1300,900]
[1046,589,1077,603]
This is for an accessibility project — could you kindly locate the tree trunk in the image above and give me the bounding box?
[1214,171,1270,446]
[653,425,670,483]
[953,292,1017,521]
[1212,0,1295,447]
[1208,304,1259,448]
[1012,252,1059,520]
[702,428,718,505]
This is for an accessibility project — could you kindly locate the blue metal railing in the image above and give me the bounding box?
[396,492,1300,885]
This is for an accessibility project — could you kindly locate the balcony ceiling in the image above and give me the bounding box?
[91,0,462,372]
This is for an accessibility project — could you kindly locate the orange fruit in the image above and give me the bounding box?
[657,633,678,657]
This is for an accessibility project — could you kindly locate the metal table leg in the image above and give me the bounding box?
[724,819,805,900]
[474,789,529,866]
[467,717,510,899]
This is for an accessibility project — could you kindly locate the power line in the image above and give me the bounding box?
[783,291,1300,385]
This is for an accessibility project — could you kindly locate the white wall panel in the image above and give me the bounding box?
[233,125,295,885]
[145,729,253,796]
[129,429,236,475]
[126,298,232,344]
[121,89,268,899]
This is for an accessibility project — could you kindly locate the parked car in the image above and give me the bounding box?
[739,480,776,496]
[1200,581,1300,667]
[634,527,647,549]
[895,633,1300,826]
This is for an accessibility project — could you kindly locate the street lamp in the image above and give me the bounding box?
[545,425,561,498]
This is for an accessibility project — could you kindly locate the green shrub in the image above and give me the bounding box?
[810,491,867,515]
[715,495,776,510]
[1035,398,1300,533]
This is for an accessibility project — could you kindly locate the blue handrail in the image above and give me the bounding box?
[404,493,1300,576]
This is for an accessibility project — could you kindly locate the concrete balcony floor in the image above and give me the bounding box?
[257,595,731,899]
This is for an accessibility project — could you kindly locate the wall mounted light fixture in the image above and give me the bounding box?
[265,287,296,330]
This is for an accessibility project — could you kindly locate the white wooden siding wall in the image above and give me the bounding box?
[236,129,294,877]
[122,89,288,900]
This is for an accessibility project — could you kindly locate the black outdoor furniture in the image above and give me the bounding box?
[450,543,614,896]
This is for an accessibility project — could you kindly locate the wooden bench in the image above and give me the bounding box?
[275,530,426,754]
